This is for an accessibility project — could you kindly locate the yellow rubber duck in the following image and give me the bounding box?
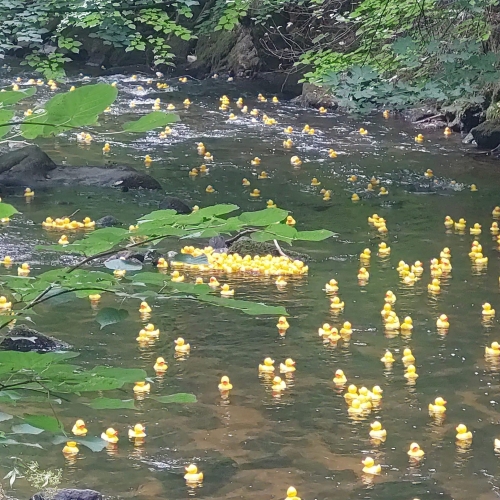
[89,294,101,304]
[142,323,159,338]
[24,188,34,198]
[382,110,390,119]
[375,242,390,257]
[348,399,364,415]
[493,206,500,217]
[175,337,190,353]
[380,350,395,364]
[444,216,454,229]
[302,124,310,133]
[485,341,500,356]
[250,189,260,197]
[58,235,69,245]
[258,171,268,179]
[101,428,118,444]
[242,178,251,186]
[290,156,302,166]
[415,134,424,143]
[333,369,347,386]
[272,376,286,392]
[189,168,199,177]
[359,128,368,135]
[184,464,203,483]
[379,187,388,196]
[384,291,396,304]
[371,386,383,401]
[62,441,79,456]
[204,152,213,161]
[144,155,152,167]
[402,348,415,365]
[250,108,259,116]
[280,358,296,373]
[283,138,293,148]
[370,421,387,439]
[285,486,301,500]
[171,270,185,282]
[18,263,30,276]
[157,257,168,269]
[490,222,499,235]
[429,397,446,413]
[133,381,151,393]
[408,442,424,458]
[286,215,296,226]
[220,284,234,296]
[251,157,261,166]
[428,278,441,293]
[72,419,88,436]
[199,164,209,173]
[424,168,433,178]
[366,183,374,192]
[404,364,418,380]
[470,184,478,192]
[128,423,146,439]
[340,321,352,336]
[384,314,400,331]
[277,317,290,333]
[183,98,191,106]
[344,384,358,403]
[328,149,338,158]
[318,106,327,114]
[323,190,331,201]
[495,438,500,451]
[267,200,277,209]
[311,177,321,186]
[205,185,215,193]
[209,277,220,288]
[473,252,488,265]
[470,223,481,235]
[360,248,371,261]
[195,277,204,284]
[381,303,392,317]
[454,218,466,231]
[444,126,451,135]
[456,424,472,441]
[275,276,287,287]
[436,314,449,329]
[154,357,168,373]
[357,267,369,281]
[325,279,338,293]
[284,126,293,134]
[361,457,381,475]
[259,357,275,373]
[400,316,413,332]
[218,376,233,392]
[0,296,12,310]
[330,296,344,311]
[483,303,495,317]
[351,193,360,202]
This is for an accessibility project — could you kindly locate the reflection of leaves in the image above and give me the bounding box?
[196,295,287,316]
[122,111,179,132]
[0,438,43,448]
[11,424,44,435]
[0,411,13,422]
[104,258,143,271]
[22,414,64,433]
[152,393,197,404]
[87,398,136,410]
[95,307,129,329]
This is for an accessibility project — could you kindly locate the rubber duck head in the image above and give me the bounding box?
[284,358,295,368]
[186,464,198,474]
[359,128,367,135]
[175,337,186,347]
[267,200,276,208]
[362,457,374,467]
[379,187,388,195]
[286,487,298,498]
[424,168,433,177]
[351,193,360,202]
[290,156,302,166]
[406,364,417,374]
[104,428,118,439]
[371,421,382,431]
[456,424,469,435]
[372,386,383,396]
[434,397,446,406]
[471,184,478,191]
[250,189,260,197]
[74,419,86,430]
[263,357,274,367]
[219,375,232,389]
[347,384,357,395]
[415,134,424,142]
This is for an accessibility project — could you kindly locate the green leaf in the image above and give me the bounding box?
[0,202,19,219]
[152,393,197,404]
[87,397,136,410]
[22,414,64,433]
[11,424,44,435]
[295,229,335,241]
[0,109,14,137]
[239,209,288,226]
[0,87,36,106]
[95,307,129,329]
[122,111,179,132]
[20,83,118,139]
[196,295,287,316]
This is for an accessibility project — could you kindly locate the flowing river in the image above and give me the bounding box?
[0,71,500,500]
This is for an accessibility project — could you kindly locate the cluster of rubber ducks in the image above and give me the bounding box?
[42,216,96,231]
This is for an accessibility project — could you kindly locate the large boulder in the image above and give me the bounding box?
[470,119,500,149]
[159,196,192,214]
[31,489,102,500]
[0,325,70,352]
[292,83,337,108]
[0,145,161,189]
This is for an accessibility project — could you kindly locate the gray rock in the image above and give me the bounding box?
[159,196,192,214]
[462,132,475,144]
[31,489,102,500]
[470,119,500,149]
[292,83,337,108]
[95,215,121,228]
[402,106,439,123]
[0,145,161,189]
[0,325,70,352]
[227,27,259,74]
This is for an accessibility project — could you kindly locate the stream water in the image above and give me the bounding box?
[0,71,500,500]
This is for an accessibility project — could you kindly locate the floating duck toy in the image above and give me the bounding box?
[402,348,415,365]
[302,124,310,133]
[456,424,472,441]
[286,216,296,226]
[189,168,199,177]
[344,384,358,403]
[141,323,159,338]
[272,376,286,392]
[379,187,388,196]
[490,222,499,234]
[259,357,275,373]
[195,277,204,285]
[376,242,390,257]
[404,365,418,380]
[408,442,424,458]
[242,178,250,186]
[485,342,500,356]
[371,386,383,401]
[424,168,434,179]
[362,457,381,475]
[307,128,315,135]
[251,157,261,166]
[444,216,454,229]
[154,357,168,373]
[250,189,260,197]
[284,126,293,134]
[455,218,466,231]
[218,376,233,392]
[258,93,267,102]
[470,223,481,235]
[348,399,364,415]
[2,256,12,267]
[327,149,338,159]
[415,134,424,143]
[384,314,400,331]
[428,278,441,293]
[366,183,374,192]
[358,267,369,281]
[184,464,203,484]
[204,152,213,161]
[382,110,390,119]
[330,296,344,311]
[381,350,395,364]
[179,77,188,83]
[258,171,268,179]
[444,126,452,135]
[283,138,293,148]
[129,423,146,439]
[157,257,168,269]
[58,235,69,245]
[400,316,413,332]
[360,248,371,261]
[144,155,152,167]
[436,314,449,329]
[276,316,289,332]
[206,185,215,193]
[280,358,296,373]
[323,190,331,201]
[327,327,340,342]
[370,421,386,439]
[333,369,347,386]
[384,291,396,304]
[88,294,101,304]
[267,200,277,209]
[72,419,88,436]
[470,183,478,191]
[220,284,235,296]
[290,156,302,166]
[175,337,190,353]
[318,106,327,114]
[24,188,34,198]
[183,98,191,106]
[311,177,321,186]
[340,321,352,336]
[285,486,301,500]
[381,303,392,317]
[209,277,220,288]
[359,128,368,135]
[62,441,79,456]
[101,428,118,444]
[483,303,495,317]
[18,263,30,276]
[351,193,360,202]
[325,279,339,293]
[199,164,208,173]
[429,397,446,413]
[133,381,151,394]
[0,296,12,311]
[250,108,259,116]
[171,270,185,282]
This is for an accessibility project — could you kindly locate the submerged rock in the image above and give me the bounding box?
[95,215,121,228]
[0,325,70,352]
[158,196,192,214]
[0,145,161,189]
[31,489,102,500]
[470,119,500,149]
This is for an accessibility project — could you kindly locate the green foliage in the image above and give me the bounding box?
[95,307,129,329]
[122,111,180,132]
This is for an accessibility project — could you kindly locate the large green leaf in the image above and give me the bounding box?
[0,351,79,376]
[22,414,64,433]
[87,397,136,410]
[0,202,19,219]
[95,307,129,329]
[152,393,197,404]
[122,111,179,132]
[295,229,335,241]
[0,109,14,137]
[196,295,287,316]
[20,83,118,139]
[0,87,36,106]
[239,209,288,226]
[251,224,297,244]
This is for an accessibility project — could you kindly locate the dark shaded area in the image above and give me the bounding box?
[159,196,192,214]
[31,489,102,500]
[0,324,70,352]
[471,119,500,149]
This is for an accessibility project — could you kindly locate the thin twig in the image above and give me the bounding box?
[273,239,290,259]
